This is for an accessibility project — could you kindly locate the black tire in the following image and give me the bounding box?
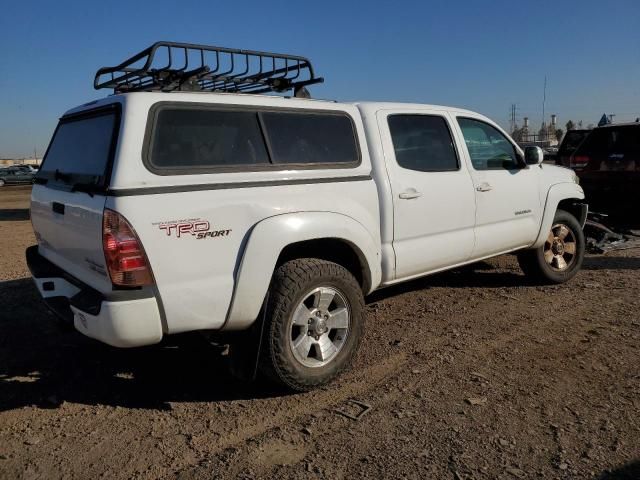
[517,209,585,284]
[259,258,365,391]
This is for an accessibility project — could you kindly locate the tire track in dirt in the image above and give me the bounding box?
[168,283,559,478]
[165,352,408,479]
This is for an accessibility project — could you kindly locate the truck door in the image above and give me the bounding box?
[453,116,542,257]
[378,110,476,280]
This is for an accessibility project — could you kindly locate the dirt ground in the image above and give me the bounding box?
[1,186,638,480]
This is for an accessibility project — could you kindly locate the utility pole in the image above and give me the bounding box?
[541,75,547,138]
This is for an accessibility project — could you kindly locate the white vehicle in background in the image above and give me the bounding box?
[27,42,587,391]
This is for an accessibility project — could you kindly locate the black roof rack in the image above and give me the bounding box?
[94,41,324,98]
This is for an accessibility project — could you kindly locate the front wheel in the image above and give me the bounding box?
[259,258,365,391]
[517,209,585,284]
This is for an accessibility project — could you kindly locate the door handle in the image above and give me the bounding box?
[398,188,422,200]
[476,182,493,192]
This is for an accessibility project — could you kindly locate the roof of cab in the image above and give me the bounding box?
[63,90,344,117]
[352,101,480,117]
[63,91,483,119]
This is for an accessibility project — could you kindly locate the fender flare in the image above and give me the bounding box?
[222,212,382,331]
[532,182,586,248]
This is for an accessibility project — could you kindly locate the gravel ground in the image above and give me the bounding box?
[1,186,639,479]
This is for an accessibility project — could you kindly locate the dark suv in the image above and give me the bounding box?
[567,122,639,221]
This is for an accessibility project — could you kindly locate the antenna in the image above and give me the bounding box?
[541,75,547,130]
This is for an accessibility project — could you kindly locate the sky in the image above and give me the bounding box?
[1,0,639,158]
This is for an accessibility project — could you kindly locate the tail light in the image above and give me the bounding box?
[103,209,154,287]
[570,155,590,170]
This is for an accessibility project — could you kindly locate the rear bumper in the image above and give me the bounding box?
[26,245,163,348]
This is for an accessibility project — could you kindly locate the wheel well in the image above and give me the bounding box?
[557,198,588,227]
[276,239,369,292]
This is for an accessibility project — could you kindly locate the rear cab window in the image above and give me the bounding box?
[149,108,270,170]
[260,112,358,166]
[36,104,121,191]
[144,104,360,174]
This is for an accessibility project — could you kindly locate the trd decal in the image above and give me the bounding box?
[153,218,231,239]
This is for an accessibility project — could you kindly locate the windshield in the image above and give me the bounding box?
[38,107,119,184]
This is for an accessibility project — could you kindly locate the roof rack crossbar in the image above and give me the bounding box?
[94,41,324,97]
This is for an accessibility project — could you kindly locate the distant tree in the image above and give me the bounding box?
[577,120,583,128]
[565,120,575,131]
[555,128,564,141]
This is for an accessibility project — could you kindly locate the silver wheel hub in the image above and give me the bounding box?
[309,314,328,337]
[289,286,350,368]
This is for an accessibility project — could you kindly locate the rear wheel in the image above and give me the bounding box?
[517,209,585,284]
[259,258,365,391]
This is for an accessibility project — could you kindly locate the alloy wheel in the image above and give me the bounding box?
[544,223,577,271]
[289,286,351,368]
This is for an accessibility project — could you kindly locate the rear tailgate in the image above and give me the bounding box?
[30,104,120,293]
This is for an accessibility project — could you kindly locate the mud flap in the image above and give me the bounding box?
[227,292,269,382]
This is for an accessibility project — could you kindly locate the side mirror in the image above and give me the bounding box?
[525,146,544,165]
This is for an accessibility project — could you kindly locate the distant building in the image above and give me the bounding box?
[513,115,560,148]
[0,158,41,166]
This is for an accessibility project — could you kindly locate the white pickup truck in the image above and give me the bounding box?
[27,43,587,390]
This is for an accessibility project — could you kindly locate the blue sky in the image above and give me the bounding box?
[1,0,638,158]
